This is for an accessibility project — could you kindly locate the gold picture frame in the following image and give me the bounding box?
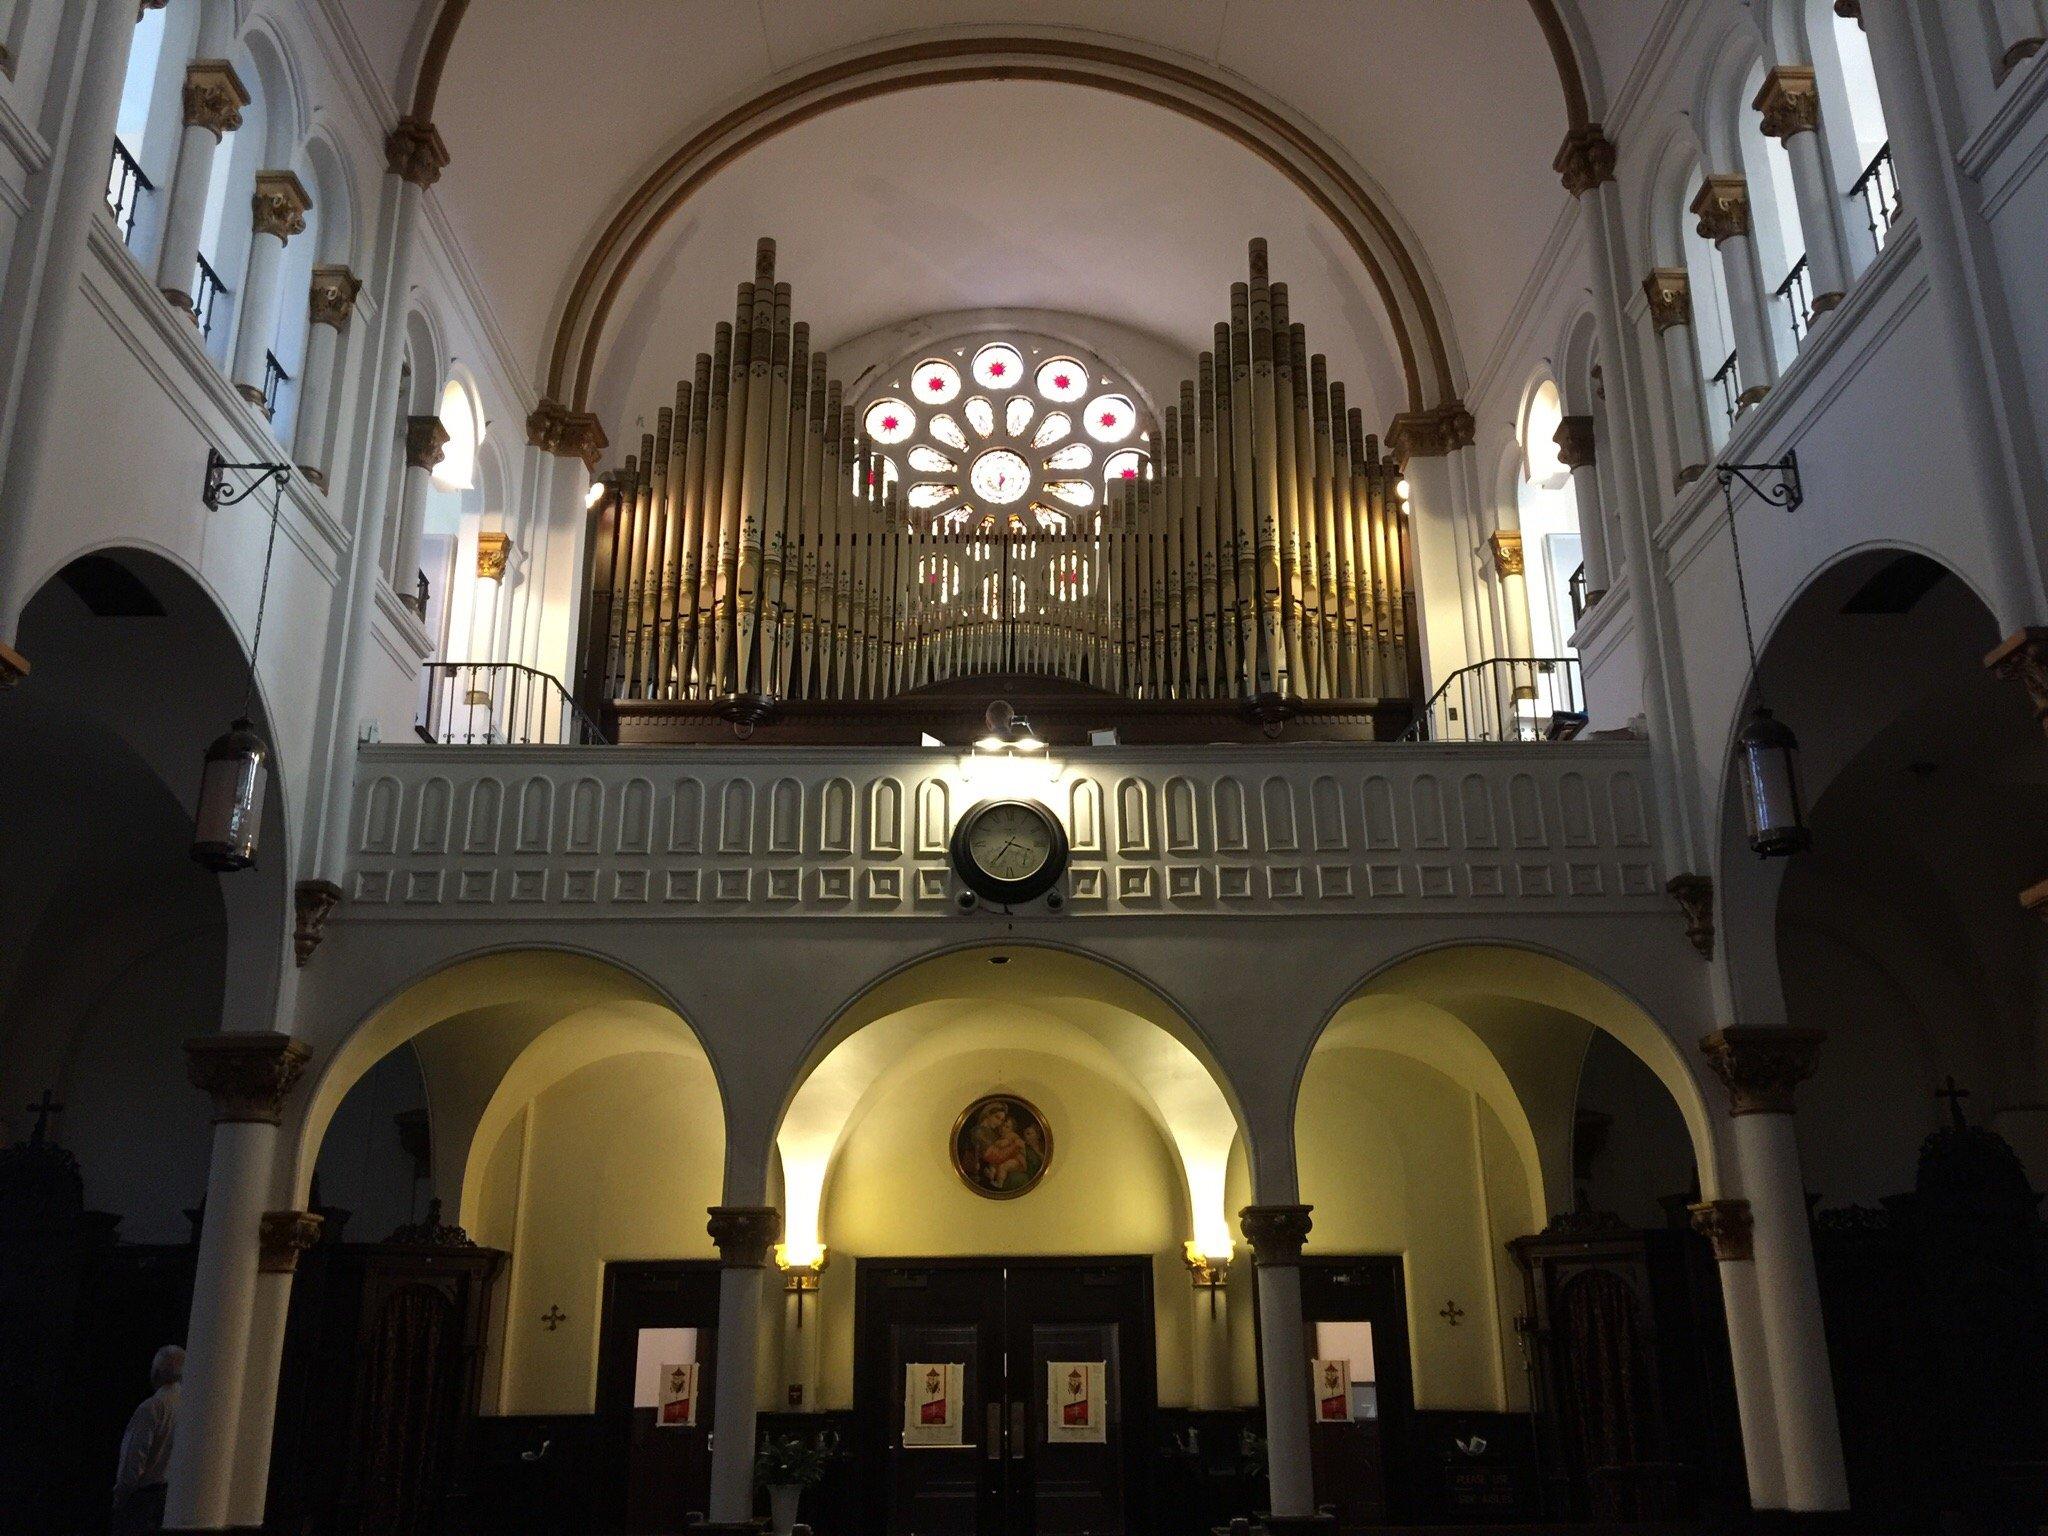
[950,1093,1053,1199]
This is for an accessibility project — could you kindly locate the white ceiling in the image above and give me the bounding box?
[351,1,1663,437]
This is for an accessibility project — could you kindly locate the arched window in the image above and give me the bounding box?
[107,0,196,257]
[1516,380,1581,659]
[194,51,266,359]
[1739,62,1811,366]
[434,375,484,492]
[1682,201,1741,447]
[1810,3,1896,261]
[866,335,1149,535]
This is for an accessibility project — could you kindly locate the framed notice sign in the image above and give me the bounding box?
[1047,1361,1107,1443]
[903,1362,965,1447]
[1312,1358,1353,1423]
[656,1362,698,1427]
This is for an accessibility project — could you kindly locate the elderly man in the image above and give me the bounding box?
[111,1345,182,1534]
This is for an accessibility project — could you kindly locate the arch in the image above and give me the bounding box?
[302,131,359,270]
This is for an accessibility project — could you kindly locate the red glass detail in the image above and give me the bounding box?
[1120,466,1138,478]
[1100,411,1119,428]
[989,361,1006,376]
[1052,373,1071,390]
[881,415,899,432]
[925,376,945,393]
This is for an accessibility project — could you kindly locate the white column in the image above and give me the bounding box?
[1690,1199,1788,1510]
[1756,68,1852,315]
[1641,270,1712,490]
[166,1034,310,1532]
[1692,175,1780,408]
[1241,1205,1325,1528]
[230,171,311,411]
[704,1205,780,1527]
[1554,415,1611,597]
[154,58,247,312]
[1387,410,1478,694]
[1701,1028,1848,1512]
[0,0,147,677]
[389,415,447,599]
[226,1213,323,1528]
[292,266,360,487]
[1490,530,1535,664]
[1986,0,2045,78]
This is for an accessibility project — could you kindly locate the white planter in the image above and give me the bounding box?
[767,1482,802,1536]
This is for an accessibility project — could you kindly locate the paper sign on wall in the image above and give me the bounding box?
[656,1362,699,1428]
[1312,1358,1353,1422]
[1047,1360,1107,1443]
[903,1362,965,1446]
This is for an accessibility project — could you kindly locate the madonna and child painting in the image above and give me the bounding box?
[950,1093,1052,1198]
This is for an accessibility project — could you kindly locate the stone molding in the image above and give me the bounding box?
[1665,872,1713,959]
[1754,65,1822,141]
[259,1210,325,1273]
[182,59,249,140]
[1688,1198,1754,1261]
[251,170,312,242]
[185,1034,311,1124]
[1642,269,1693,334]
[385,116,450,189]
[526,398,610,469]
[1554,124,1618,197]
[706,1205,782,1267]
[1691,175,1753,244]
[308,266,362,330]
[1384,401,1475,461]
[293,879,343,967]
[405,416,450,474]
[1985,627,2048,740]
[1488,530,1524,579]
[1554,415,1596,471]
[1240,1203,1313,1265]
[1700,1026,1824,1116]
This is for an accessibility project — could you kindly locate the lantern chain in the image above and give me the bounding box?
[201,449,294,720]
[1714,452,1804,712]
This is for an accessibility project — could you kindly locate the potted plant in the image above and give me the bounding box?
[754,1432,832,1536]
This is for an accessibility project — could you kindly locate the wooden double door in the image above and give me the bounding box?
[594,1260,722,1532]
[853,1256,1156,1536]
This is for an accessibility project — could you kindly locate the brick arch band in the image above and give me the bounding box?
[403,7,1596,452]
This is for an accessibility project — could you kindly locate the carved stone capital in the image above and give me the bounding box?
[706,1205,782,1267]
[185,1034,311,1124]
[1642,269,1693,334]
[385,117,449,189]
[1239,1203,1313,1265]
[293,879,342,967]
[251,170,312,242]
[1700,1027,1824,1116]
[1666,873,1714,959]
[1554,414,1596,471]
[1692,175,1753,244]
[0,640,27,687]
[259,1210,324,1272]
[476,531,513,582]
[405,415,450,474]
[1985,627,2048,739]
[1834,0,1862,23]
[1488,529,1524,580]
[308,265,362,330]
[1384,401,1475,462]
[182,60,250,140]
[1554,124,1618,197]
[525,397,610,470]
[1688,1198,1754,1261]
[1754,65,1822,140]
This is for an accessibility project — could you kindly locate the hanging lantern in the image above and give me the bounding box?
[1736,705,1809,857]
[192,718,269,871]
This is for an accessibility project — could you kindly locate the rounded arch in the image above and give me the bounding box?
[302,131,359,270]
[403,306,449,414]
[1556,307,1602,415]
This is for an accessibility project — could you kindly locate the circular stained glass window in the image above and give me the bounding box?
[972,343,1025,390]
[915,359,961,404]
[1036,357,1090,403]
[971,449,1032,505]
[1084,394,1136,443]
[864,399,916,445]
[1103,448,1147,487]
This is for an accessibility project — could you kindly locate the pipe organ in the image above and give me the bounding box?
[577,238,1416,722]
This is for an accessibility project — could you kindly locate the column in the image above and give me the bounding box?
[1985,0,2045,79]
[1699,1027,1848,1511]
[1641,270,1711,490]
[155,59,248,312]
[1553,415,1611,600]
[1755,67,1852,318]
[1240,1204,1328,1530]
[1689,1198,1788,1509]
[293,266,361,488]
[0,0,150,682]
[166,1033,310,1533]
[1691,175,1779,409]
[779,1258,823,1412]
[1488,531,1535,664]
[226,1210,324,1529]
[389,415,448,602]
[1386,402,1480,692]
[704,1204,780,1528]
[230,171,312,412]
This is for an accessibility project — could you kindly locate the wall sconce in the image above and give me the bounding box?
[1184,1241,1231,1309]
[1717,453,1811,857]
[777,1244,827,1326]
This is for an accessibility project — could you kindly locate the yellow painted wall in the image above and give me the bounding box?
[814,1045,1196,1406]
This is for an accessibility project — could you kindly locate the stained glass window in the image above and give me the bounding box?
[915,359,961,404]
[1035,357,1090,402]
[1083,394,1136,443]
[1006,395,1035,436]
[971,449,1031,505]
[864,399,916,445]
[1103,449,1147,487]
[964,396,997,438]
[972,343,1025,390]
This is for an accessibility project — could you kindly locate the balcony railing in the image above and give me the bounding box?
[1775,254,1812,349]
[261,350,290,419]
[417,662,610,746]
[1851,142,1899,258]
[1568,562,1588,623]
[1402,657,1587,744]
[1709,349,1742,428]
[192,253,229,339]
[105,138,151,246]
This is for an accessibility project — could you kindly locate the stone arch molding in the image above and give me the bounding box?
[400,9,1601,449]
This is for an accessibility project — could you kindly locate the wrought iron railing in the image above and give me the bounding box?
[401,568,430,620]
[1775,254,1812,349]
[105,138,151,246]
[1402,657,1587,744]
[261,350,290,418]
[1851,142,1898,257]
[1709,349,1742,428]
[192,252,229,338]
[1568,562,1588,623]
[416,662,609,745]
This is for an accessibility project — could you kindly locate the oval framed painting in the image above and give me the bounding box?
[951,1093,1053,1200]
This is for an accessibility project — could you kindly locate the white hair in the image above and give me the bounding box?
[150,1346,185,1389]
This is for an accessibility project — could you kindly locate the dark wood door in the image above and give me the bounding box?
[853,1257,1155,1536]
[594,1260,722,1532]
[1298,1255,1414,1529]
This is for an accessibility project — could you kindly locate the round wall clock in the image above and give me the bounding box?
[949,797,1069,906]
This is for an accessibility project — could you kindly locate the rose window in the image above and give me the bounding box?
[866,337,1152,535]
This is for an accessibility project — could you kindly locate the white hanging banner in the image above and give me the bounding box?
[656,1362,699,1428]
[1312,1358,1353,1423]
[1046,1360,1107,1443]
[903,1362,965,1446]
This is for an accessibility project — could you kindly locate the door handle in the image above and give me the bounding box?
[1010,1398,1027,1460]
[987,1400,1003,1460]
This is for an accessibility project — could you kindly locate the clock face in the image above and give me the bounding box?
[950,798,1070,905]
